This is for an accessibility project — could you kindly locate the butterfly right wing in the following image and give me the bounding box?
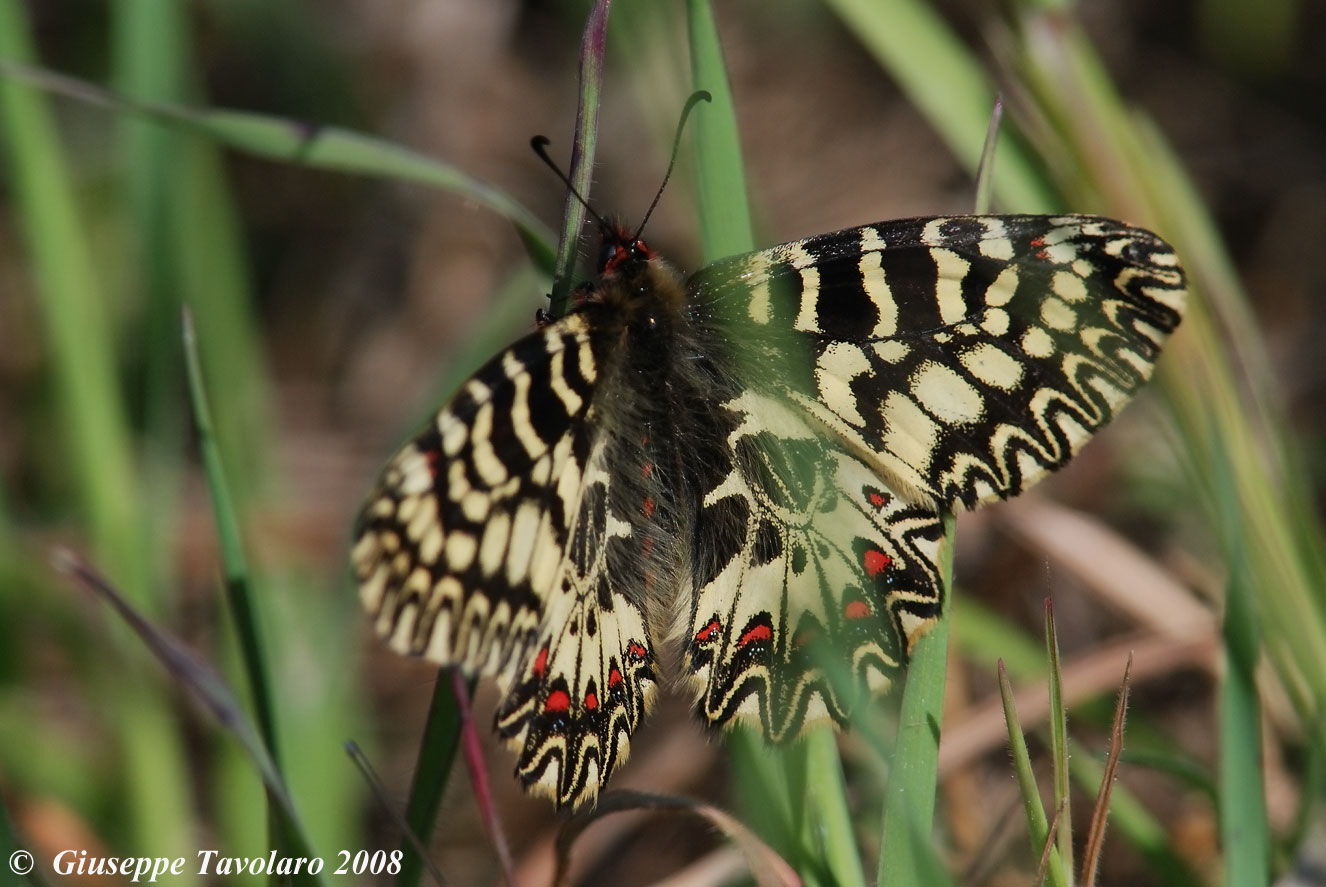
[352,310,658,808]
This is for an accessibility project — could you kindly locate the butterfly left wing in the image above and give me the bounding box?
[352,310,659,808]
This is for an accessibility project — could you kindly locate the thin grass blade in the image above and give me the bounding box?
[683,0,796,867]
[1080,654,1132,886]
[1035,799,1068,887]
[821,0,1057,212]
[1217,470,1271,887]
[556,791,802,887]
[1069,748,1204,887]
[877,514,956,886]
[182,309,280,762]
[995,660,1068,887]
[396,677,464,887]
[1044,600,1074,879]
[546,0,611,317]
[0,59,555,272]
[344,742,447,887]
[53,554,326,887]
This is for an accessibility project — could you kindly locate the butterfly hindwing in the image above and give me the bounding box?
[352,309,659,808]
[686,389,945,738]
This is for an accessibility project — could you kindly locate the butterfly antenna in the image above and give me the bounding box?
[633,90,712,241]
[531,134,611,231]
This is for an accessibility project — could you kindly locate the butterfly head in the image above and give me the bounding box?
[597,220,655,277]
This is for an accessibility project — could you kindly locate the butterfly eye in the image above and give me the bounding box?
[599,241,619,271]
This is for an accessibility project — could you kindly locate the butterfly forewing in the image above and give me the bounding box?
[689,214,1186,511]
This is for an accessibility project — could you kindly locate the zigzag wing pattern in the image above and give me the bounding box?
[685,389,945,739]
[491,434,659,807]
[690,214,1187,510]
[352,311,658,808]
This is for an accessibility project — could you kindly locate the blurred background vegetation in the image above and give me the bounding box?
[1,0,1323,885]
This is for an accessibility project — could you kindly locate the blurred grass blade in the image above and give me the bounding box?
[0,0,196,870]
[973,96,1003,214]
[54,553,326,887]
[547,0,611,317]
[182,309,280,762]
[397,677,465,887]
[995,661,1068,887]
[344,742,447,887]
[1217,463,1271,887]
[877,515,955,885]
[0,59,555,272]
[556,791,802,887]
[112,0,276,503]
[821,0,1056,213]
[1012,8,1326,751]
[1080,654,1132,886]
[0,2,141,600]
[184,305,290,883]
[1044,600,1074,879]
[686,0,753,260]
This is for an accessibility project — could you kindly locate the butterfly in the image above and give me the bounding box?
[352,209,1185,809]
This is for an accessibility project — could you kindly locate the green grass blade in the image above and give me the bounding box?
[686,0,754,260]
[877,515,955,886]
[1011,9,1326,753]
[686,5,862,883]
[396,676,465,887]
[0,60,555,273]
[0,2,141,597]
[1217,461,1271,887]
[182,310,281,765]
[0,2,200,874]
[686,0,796,859]
[1044,601,1074,879]
[546,0,610,317]
[995,661,1068,887]
[821,0,1056,213]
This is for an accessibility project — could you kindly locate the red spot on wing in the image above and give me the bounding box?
[737,623,772,648]
[694,619,721,643]
[544,690,570,712]
[532,647,549,678]
[1029,234,1049,261]
[608,668,623,688]
[793,628,820,648]
[845,600,871,620]
[868,491,886,508]
[627,643,647,661]
[864,550,892,577]
[584,692,598,710]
